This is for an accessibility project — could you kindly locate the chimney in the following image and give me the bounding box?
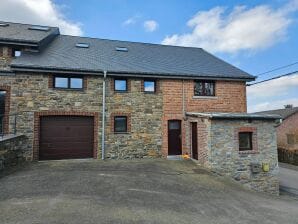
[284,104,293,109]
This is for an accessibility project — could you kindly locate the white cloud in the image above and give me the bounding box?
[0,0,83,36]
[248,98,298,113]
[248,74,298,98]
[247,74,298,112]
[122,15,140,26]
[144,20,159,32]
[162,1,298,53]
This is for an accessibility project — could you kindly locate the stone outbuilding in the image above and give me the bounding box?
[185,112,281,194]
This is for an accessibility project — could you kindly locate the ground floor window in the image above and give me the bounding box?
[239,132,253,151]
[114,116,127,133]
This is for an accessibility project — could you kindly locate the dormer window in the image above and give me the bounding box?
[12,49,21,57]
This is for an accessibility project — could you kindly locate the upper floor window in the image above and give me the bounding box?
[144,80,156,93]
[194,80,215,96]
[239,132,253,151]
[114,79,127,92]
[54,76,83,89]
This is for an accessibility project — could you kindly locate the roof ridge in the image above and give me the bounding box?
[0,20,58,29]
[59,34,204,50]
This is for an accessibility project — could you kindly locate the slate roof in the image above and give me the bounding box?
[254,107,298,119]
[186,112,281,120]
[0,21,59,47]
[11,34,255,80]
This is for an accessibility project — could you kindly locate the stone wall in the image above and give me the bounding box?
[0,135,27,171]
[209,119,279,194]
[105,77,163,159]
[0,73,164,160]
[0,73,103,160]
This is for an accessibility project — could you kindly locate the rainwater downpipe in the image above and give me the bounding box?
[182,79,185,118]
[101,71,107,160]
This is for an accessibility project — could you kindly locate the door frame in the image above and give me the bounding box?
[0,86,11,134]
[33,111,99,160]
[167,119,182,155]
[191,122,198,160]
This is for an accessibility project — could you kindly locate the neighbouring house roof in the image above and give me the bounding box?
[186,112,281,120]
[0,21,59,48]
[254,107,298,120]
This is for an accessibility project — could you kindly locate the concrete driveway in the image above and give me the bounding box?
[0,159,298,224]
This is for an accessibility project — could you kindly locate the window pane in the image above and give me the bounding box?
[287,134,295,145]
[205,82,214,96]
[70,78,83,89]
[114,117,127,132]
[55,77,68,88]
[169,121,180,130]
[194,82,204,96]
[239,132,252,151]
[144,81,155,92]
[115,80,127,91]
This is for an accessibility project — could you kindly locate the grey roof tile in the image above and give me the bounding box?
[11,35,255,80]
[254,107,298,119]
[0,21,59,45]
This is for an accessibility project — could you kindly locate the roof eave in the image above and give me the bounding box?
[10,65,255,81]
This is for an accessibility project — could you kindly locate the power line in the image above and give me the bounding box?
[247,71,298,86]
[256,61,298,76]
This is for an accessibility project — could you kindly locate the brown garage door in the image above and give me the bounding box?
[39,116,94,160]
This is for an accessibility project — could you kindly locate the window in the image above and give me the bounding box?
[114,116,127,132]
[194,81,215,96]
[114,79,127,91]
[239,132,253,151]
[54,76,83,89]
[287,134,295,145]
[144,80,156,93]
[12,49,21,57]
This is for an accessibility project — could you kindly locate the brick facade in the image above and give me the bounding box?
[162,79,247,156]
[277,112,298,151]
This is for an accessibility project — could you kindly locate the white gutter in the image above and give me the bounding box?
[101,71,107,160]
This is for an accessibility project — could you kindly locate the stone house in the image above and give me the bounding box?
[0,21,280,194]
[256,106,298,151]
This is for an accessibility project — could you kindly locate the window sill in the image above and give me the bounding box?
[113,132,130,135]
[239,150,259,154]
[192,96,218,99]
[114,91,128,93]
[52,88,85,92]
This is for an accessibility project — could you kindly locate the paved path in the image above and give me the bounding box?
[0,159,298,224]
[279,162,298,196]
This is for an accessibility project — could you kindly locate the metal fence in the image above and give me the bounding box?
[278,148,298,166]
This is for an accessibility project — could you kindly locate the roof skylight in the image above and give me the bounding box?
[0,23,9,27]
[76,43,90,48]
[116,47,128,52]
[28,25,50,31]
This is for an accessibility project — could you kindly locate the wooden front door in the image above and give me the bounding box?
[168,120,182,155]
[39,116,94,160]
[191,122,198,160]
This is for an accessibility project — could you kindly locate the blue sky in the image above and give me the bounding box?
[0,0,297,112]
